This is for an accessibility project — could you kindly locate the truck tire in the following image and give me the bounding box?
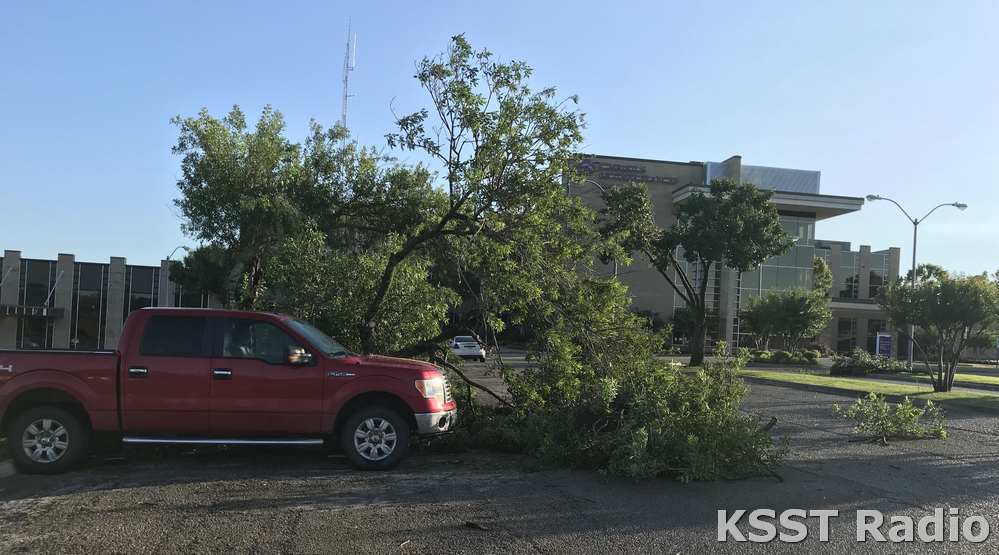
[340,406,410,470]
[6,406,90,475]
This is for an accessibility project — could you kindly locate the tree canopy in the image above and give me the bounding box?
[170,35,594,358]
[599,178,794,364]
[882,273,999,391]
[742,289,831,351]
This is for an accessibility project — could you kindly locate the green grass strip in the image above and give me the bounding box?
[740,369,999,412]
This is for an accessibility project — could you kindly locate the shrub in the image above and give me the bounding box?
[830,348,909,376]
[713,340,729,357]
[833,393,946,443]
[804,343,834,357]
[748,349,821,365]
[771,350,793,363]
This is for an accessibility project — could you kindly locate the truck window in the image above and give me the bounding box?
[221,319,300,365]
[140,316,209,357]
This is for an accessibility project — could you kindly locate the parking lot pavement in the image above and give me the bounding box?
[5,383,999,553]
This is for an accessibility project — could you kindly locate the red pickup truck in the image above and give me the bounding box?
[0,308,456,474]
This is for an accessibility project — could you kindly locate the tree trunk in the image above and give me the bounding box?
[688,317,706,367]
[933,351,951,392]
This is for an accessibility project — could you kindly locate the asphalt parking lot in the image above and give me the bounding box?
[4,383,999,553]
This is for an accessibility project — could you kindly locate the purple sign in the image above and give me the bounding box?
[876,333,893,358]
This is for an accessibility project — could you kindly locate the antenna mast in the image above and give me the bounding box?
[340,22,356,128]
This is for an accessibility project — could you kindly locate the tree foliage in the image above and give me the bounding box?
[172,106,309,309]
[599,178,794,365]
[171,36,589,355]
[904,263,949,283]
[503,278,784,480]
[742,289,831,351]
[882,274,999,391]
[812,256,833,296]
[169,36,786,480]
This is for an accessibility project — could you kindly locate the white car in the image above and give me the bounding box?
[450,336,486,362]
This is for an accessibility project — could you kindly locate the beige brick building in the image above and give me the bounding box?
[568,154,901,355]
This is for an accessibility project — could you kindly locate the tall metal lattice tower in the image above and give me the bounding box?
[340,23,356,128]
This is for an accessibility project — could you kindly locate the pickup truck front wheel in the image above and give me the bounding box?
[7,406,90,474]
[340,406,410,470]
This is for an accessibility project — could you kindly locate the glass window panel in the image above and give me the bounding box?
[75,263,105,350]
[795,246,815,268]
[762,267,778,290]
[140,316,208,357]
[20,318,48,349]
[223,319,300,364]
[130,267,154,294]
[24,260,51,305]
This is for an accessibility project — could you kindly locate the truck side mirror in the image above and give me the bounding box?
[286,346,313,366]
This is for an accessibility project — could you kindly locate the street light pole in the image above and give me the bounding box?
[866,195,967,368]
[571,176,619,278]
[166,246,190,261]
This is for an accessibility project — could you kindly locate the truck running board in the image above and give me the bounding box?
[121,437,324,446]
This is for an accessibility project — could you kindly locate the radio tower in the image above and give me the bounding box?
[340,23,356,128]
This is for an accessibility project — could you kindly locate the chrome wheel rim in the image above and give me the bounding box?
[22,418,70,464]
[353,417,397,461]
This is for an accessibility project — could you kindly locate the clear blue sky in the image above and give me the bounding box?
[2,1,996,274]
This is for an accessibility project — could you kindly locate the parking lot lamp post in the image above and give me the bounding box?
[570,177,618,278]
[166,246,190,261]
[865,195,967,367]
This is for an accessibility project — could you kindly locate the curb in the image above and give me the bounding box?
[866,374,999,394]
[0,461,14,479]
[742,376,927,406]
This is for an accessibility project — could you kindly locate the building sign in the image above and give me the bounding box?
[0,305,64,319]
[876,333,893,358]
[576,158,678,186]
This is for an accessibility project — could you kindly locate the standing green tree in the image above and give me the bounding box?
[774,289,832,350]
[813,256,833,296]
[882,274,999,392]
[904,263,950,283]
[743,289,831,351]
[170,36,591,358]
[599,178,794,365]
[365,34,585,353]
[172,106,308,309]
[742,293,782,350]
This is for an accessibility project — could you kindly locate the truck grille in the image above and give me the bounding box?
[443,373,453,403]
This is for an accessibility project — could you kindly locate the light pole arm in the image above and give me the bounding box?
[917,203,960,224]
[875,196,916,224]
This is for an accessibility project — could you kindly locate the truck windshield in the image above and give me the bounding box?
[286,319,351,357]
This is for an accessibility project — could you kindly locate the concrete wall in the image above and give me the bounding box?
[0,250,21,349]
[51,253,75,349]
[103,257,127,350]
[571,155,706,322]
[158,260,175,308]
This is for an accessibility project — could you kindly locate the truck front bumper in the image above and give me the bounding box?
[414,409,457,435]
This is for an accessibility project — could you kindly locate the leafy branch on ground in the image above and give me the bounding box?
[833,392,946,444]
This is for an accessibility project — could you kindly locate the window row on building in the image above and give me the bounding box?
[0,250,218,351]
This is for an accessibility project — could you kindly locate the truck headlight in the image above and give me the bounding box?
[414,377,446,404]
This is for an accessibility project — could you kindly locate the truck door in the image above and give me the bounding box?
[209,317,325,436]
[121,314,213,434]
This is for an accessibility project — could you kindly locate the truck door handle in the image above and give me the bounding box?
[213,368,233,380]
[128,367,148,378]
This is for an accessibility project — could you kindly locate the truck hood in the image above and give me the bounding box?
[351,354,440,375]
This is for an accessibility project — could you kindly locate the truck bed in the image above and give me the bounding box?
[0,350,120,431]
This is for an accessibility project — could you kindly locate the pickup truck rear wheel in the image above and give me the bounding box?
[7,406,90,474]
[340,406,410,470]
